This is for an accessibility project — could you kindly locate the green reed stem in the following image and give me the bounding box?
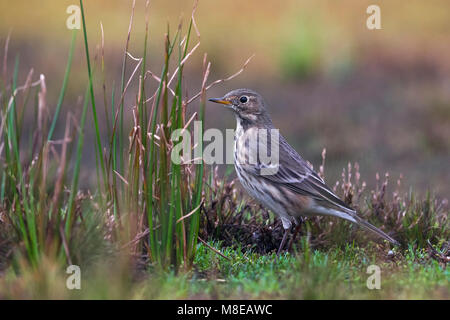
[47,30,77,141]
[65,85,90,238]
[79,0,106,192]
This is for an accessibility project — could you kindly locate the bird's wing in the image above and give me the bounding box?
[240,133,355,214]
[243,160,354,213]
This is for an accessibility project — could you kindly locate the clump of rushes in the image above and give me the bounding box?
[0,0,252,271]
[115,0,208,270]
[103,1,251,269]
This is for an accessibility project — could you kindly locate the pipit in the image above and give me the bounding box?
[209,89,399,255]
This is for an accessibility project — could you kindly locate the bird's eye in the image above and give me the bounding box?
[239,96,248,103]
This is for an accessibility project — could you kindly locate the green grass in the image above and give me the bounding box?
[191,241,448,299]
[0,241,447,299]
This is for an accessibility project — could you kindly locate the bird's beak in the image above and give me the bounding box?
[208,97,232,106]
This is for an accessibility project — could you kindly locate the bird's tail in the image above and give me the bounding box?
[314,206,400,245]
[351,214,400,246]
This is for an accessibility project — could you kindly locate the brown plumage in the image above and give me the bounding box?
[209,89,399,254]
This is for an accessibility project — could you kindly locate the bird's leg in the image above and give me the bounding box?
[287,219,304,252]
[277,226,291,256]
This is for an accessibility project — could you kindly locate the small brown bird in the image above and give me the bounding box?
[209,89,399,254]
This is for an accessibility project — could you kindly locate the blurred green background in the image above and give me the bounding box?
[1,0,449,196]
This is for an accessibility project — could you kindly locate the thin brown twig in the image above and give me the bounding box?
[187,54,255,104]
[144,70,176,97]
[167,41,201,87]
[176,201,203,224]
[191,0,201,39]
[60,223,73,265]
[197,236,231,261]
[113,170,129,186]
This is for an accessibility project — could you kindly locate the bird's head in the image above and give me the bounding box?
[209,89,271,126]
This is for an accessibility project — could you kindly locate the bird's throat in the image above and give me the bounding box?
[235,114,254,132]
